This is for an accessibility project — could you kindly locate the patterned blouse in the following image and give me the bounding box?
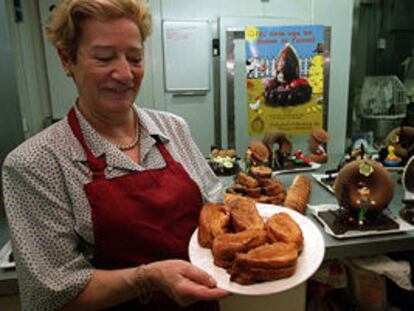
[2,105,223,310]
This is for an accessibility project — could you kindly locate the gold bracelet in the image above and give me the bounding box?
[134,265,155,304]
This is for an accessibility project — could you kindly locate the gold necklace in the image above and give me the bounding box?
[116,116,139,151]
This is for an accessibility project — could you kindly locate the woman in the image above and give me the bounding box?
[2,0,228,310]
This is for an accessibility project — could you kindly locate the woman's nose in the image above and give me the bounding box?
[112,57,134,82]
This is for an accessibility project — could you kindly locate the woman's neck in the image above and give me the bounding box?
[76,100,137,143]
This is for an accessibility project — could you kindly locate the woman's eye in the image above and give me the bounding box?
[96,56,112,62]
[129,57,142,64]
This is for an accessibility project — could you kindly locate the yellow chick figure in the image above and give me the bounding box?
[386,145,400,161]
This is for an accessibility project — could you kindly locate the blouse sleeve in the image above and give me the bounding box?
[170,116,224,203]
[2,148,94,311]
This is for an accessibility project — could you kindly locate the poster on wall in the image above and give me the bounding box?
[245,25,325,136]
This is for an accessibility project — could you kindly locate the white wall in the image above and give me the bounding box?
[312,0,354,154]
[149,0,353,155]
[148,0,219,155]
[13,0,353,156]
[6,0,51,138]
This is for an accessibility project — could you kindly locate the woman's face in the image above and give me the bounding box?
[65,18,144,116]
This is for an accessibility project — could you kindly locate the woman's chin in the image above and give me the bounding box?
[105,95,135,108]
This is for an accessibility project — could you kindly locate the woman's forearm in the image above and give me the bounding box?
[62,260,228,310]
[62,266,146,310]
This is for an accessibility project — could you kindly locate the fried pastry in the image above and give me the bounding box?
[229,197,264,232]
[224,192,247,206]
[256,193,285,205]
[198,203,230,248]
[262,179,286,196]
[237,171,259,188]
[258,178,273,187]
[284,175,311,214]
[243,186,262,198]
[230,263,297,285]
[225,183,246,194]
[229,242,299,284]
[265,212,304,252]
[249,141,269,163]
[232,242,298,269]
[250,166,273,179]
[212,229,267,268]
[270,194,286,205]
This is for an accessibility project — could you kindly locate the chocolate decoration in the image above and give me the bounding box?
[317,209,399,235]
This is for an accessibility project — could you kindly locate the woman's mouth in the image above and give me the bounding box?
[104,87,133,98]
[108,87,131,93]
[105,87,132,100]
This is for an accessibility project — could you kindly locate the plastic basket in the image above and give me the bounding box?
[358,75,408,118]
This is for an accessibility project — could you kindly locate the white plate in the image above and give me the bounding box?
[272,162,321,176]
[309,204,414,239]
[383,166,404,172]
[0,241,15,269]
[312,173,337,194]
[188,204,325,295]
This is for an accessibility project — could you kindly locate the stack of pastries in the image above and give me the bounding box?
[226,166,286,205]
[226,167,311,214]
[198,196,304,285]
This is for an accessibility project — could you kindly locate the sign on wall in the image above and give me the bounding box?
[162,20,211,93]
[244,25,325,136]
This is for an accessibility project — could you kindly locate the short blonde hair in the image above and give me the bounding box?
[47,0,152,61]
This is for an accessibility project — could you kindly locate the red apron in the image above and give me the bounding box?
[68,108,219,311]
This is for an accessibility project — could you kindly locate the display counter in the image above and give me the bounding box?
[1,154,413,302]
[220,154,414,260]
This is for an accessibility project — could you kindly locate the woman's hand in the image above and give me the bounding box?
[144,259,230,307]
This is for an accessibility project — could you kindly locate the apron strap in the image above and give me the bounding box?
[67,107,107,180]
[155,139,175,166]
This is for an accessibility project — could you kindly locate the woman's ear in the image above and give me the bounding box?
[57,49,72,77]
